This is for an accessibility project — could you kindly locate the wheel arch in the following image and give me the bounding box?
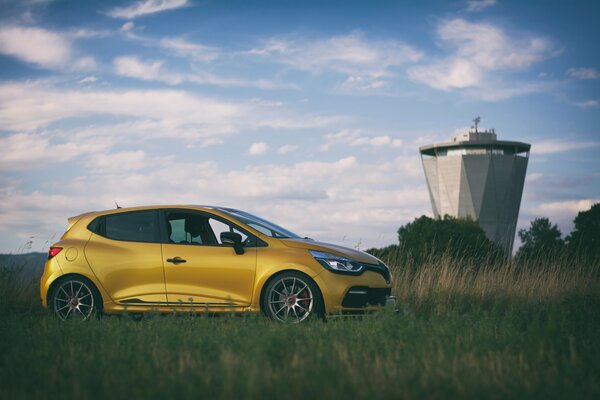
[258,269,325,315]
[47,273,104,310]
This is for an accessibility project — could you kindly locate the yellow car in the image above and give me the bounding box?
[40,205,394,322]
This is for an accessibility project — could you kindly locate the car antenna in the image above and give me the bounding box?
[115,200,122,209]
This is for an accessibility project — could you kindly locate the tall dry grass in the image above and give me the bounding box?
[386,252,600,312]
[0,265,41,314]
[1,252,599,316]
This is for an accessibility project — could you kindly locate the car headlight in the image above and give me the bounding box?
[310,250,364,274]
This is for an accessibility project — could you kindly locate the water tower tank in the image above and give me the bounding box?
[419,119,530,255]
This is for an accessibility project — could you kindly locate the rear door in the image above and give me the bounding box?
[160,209,257,306]
[85,210,167,305]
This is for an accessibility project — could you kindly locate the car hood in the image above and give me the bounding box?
[279,238,382,265]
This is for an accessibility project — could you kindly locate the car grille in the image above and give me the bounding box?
[341,286,392,308]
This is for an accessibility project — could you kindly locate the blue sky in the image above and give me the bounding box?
[0,0,598,253]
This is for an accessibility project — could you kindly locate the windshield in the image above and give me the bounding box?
[216,208,301,239]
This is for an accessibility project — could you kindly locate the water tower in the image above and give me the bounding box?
[419,118,530,255]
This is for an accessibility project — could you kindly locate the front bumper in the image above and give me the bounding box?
[313,269,394,314]
[342,286,393,308]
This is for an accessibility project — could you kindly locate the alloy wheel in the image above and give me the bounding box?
[53,280,95,321]
[267,277,314,323]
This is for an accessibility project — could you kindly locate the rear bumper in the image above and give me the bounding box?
[40,257,63,308]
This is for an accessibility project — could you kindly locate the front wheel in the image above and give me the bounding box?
[262,272,324,323]
[49,277,101,321]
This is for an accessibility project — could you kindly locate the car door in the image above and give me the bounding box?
[160,209,257,306]
[84,210,167,305]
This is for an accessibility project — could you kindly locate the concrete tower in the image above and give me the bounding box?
[419,118,530,255]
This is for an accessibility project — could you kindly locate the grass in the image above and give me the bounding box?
[1,256,599,399]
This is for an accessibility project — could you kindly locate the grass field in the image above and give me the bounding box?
[1,256,599,399]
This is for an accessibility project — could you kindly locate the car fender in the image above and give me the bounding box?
[250,262,320,310]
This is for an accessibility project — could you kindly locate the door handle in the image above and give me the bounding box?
[166,257,187,265]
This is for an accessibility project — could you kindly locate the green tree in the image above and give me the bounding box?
[367,215,503,267]
[515,217,564,261]
[566,203,600,260]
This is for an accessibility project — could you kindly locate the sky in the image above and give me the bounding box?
[0,0,599,254]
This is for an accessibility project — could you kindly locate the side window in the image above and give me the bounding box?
[209,218,248,244]
[164,211,252,246]
[103,211,158,243]
[167,218,190,244]
[166,212,219,245]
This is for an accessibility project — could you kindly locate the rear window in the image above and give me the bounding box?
[89,211,158,243]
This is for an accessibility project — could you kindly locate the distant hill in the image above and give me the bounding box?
[0,252,46,281]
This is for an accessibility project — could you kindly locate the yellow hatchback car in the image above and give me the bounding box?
[40,205,394,322]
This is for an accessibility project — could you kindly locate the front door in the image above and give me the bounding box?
[160,210,257,306]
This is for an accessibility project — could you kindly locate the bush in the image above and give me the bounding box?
[367,215,503,268]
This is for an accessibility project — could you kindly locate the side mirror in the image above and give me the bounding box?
[220,231,244,255]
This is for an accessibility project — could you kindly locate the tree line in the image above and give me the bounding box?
[366,203,599,266]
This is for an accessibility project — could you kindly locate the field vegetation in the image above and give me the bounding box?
[1,252,599,399]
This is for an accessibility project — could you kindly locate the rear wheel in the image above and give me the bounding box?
[49,276,101,321]
[262,272,324,323]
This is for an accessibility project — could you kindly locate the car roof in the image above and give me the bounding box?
[71,205,237,219]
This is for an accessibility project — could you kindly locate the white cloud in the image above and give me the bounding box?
[252,114,348,130]
[466,0,496,12]
[322,129,403,150]
[534,138,600,154]
[108,0,188,19]
[575,100,598,109]
[77,75,98,84]
[465,81,550,101]
[277,144,298,155]
[73,56,96,71]
[528,199,599,235]
[526,173,543,183]
[408,19,554,98]
[0,132,110,171]
[159,37,219,62]
[113,55,294,89]
[248,142,269,156]
[68,28,111,39]
[567,67,599,80]
[0,79,346,172]
[342,75,388,90]
[0,81,344,141]
[249,31,422,90]
[120,22,135,32]
[0,80,243,135]
[114,56,173,82]
[0,25,71,68]
[411,58,482,90]
[532,199,598,217]
[86,150,174,173]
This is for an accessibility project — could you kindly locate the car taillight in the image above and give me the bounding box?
[48,247,63,259]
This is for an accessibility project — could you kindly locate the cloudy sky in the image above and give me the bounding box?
[0,0,598,253]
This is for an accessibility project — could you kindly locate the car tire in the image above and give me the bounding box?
[49,276,102,321]
[262,271,324,323]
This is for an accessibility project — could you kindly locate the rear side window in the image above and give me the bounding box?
[89,211,158,243]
